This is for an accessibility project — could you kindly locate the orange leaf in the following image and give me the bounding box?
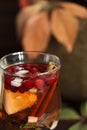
[61,2,87,18]
[22,11,50,58]
[51,8,79,52]
[16,1,49,37]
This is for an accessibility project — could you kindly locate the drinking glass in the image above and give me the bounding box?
[0,51,61,130]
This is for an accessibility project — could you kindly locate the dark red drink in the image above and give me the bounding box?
[0,52,61,130]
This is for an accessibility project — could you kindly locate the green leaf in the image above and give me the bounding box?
[60,107,80,120]
[80,124,87,130]
[68,122,81,130]
[80,102,87,116]
[68,123,87,130]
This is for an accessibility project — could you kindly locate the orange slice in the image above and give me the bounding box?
[3,89,37,115]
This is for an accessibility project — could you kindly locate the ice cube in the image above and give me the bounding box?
[11,77,23,87]
[28,116,38,123]
[15,70,29,75]
[29,88,37,93]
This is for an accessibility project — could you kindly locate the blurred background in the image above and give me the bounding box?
[0,0,87,58]
[0,0,21,58]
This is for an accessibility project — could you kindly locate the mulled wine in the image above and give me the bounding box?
[0,52,61,130]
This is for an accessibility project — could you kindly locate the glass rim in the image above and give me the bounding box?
[0,51,61,76]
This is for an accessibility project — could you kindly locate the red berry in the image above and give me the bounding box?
[34,78,45,89]
[10,86,18,92]
[39,65,47,72]
[46,75,57,85]
[18,86,28,93]
[22,79,33,89]
[31,67,38,73]
[5,75,14,85]
[24,64,31,70]
[4,84,10,90]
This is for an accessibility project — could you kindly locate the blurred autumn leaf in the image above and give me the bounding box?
[50,8,79,52]
[16,0,87,54]
[22,11,50,58]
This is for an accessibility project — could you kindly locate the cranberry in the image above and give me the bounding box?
[32,64,39,69]
[46,75,57,85]
[39,64,47,72]
[22,79,33,89]
[19,86,28,93]
[10,86,18,92]
[34,78,45,90]
[5,75,14,85]
[31,67,38,73]
[8,65,19,73]
[4,84,10,90]
[24,64,31,70]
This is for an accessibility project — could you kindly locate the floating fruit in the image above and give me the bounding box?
[34,78,45,90]
[11,77,23,87]
[4,90,37,115]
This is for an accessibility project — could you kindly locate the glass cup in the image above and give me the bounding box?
[0,51,61,130]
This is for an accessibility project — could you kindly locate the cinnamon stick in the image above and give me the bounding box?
[36,81,58,118]
[30,85,51,116]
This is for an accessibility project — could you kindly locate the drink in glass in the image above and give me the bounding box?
[0,51,61,130]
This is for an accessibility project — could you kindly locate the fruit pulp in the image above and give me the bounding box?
[0,63,61,130]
